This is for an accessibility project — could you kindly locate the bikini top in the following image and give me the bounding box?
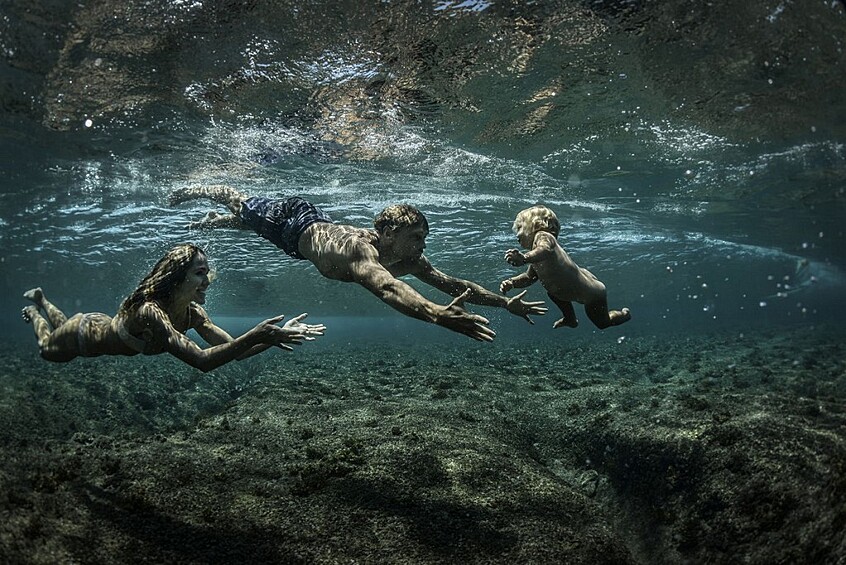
[115,305,197,354]
[115,319,149,354]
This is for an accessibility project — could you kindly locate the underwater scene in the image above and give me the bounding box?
[1,0,845,562]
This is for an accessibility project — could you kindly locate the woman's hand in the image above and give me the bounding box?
[282,313,326,341]
[250,314,307,351]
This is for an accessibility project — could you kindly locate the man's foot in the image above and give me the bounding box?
[23,287,43,305]
[553,317,578,329]
[187,211,220,230]
[169,184,244,208]
[22,305,37,323]
[168,187,198,207]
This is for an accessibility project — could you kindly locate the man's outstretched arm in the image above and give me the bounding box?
[411,258,547,324]
[350,258,496,341]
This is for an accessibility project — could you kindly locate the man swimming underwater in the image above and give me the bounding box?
[169,185,547,341]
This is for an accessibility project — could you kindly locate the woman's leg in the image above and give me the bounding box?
[24,287,67,328]
[22,309,83,362]
[21,305,53,348]
[22,288,83,361]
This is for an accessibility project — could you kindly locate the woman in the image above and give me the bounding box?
[21,243,325,372]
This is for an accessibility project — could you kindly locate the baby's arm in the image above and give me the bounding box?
[505,233,557,266]
[500,267,537,293]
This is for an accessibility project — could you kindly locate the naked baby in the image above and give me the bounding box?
[500,205,631,330]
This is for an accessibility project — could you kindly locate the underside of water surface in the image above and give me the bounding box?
[1,0,844,334]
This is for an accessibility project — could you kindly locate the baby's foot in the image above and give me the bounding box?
[23,287,43,304]
[22,305,37,323]
[553,317,578,329]
[610,308,632,325]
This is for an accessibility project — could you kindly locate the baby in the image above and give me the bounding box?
[501,205,631,330]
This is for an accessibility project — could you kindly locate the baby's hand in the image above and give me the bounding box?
[504,248,526,267]
[500,279,514,294]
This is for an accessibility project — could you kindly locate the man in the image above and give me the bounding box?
[169,185,547,341]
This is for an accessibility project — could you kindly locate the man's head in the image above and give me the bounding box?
[374,204,429,234]
[374,204,429,261]
[513,205,560,248]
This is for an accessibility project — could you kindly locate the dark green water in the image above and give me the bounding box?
[2,4,846,562]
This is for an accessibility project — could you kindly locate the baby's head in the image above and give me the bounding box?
[513,205,560,246]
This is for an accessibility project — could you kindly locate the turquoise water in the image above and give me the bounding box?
[1,0,845,343]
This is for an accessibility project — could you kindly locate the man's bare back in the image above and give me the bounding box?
[299,223,379,281]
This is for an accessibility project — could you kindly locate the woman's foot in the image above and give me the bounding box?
[23,287,44,304]
[21,305,37,323]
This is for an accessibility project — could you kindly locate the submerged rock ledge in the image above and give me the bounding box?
[1,326,844,563]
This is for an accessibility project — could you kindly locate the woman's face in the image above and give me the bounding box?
[174,253,211,304]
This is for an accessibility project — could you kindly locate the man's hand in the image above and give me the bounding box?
[505,290,547,324]
[437,289,496,342]
[500,278,514,294]
[505,249,527,267]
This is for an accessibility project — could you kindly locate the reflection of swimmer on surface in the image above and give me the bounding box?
[21,244,324,371]
[765,258,825,299]
[169,185,547,341]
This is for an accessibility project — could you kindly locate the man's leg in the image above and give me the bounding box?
[188,211,246,230]
[169,184,247,215]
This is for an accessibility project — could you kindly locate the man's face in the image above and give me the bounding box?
[390,224,428,260]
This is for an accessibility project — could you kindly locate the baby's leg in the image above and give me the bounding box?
[585,299,631,329]
[24,288,67,328]
[549,294,579,329]
[169,184,247,215]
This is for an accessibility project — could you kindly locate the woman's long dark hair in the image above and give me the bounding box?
[119,243,205,315]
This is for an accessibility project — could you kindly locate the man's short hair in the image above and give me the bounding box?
[513,205,560,237]
[374,204,429,233]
